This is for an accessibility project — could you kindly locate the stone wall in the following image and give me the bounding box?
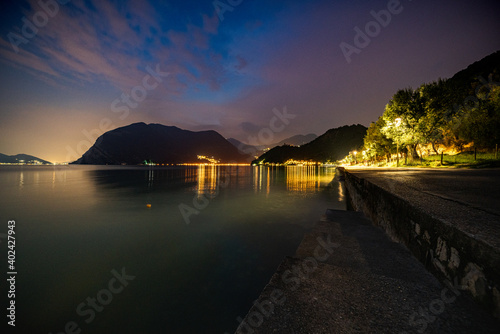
[340,168,500,318]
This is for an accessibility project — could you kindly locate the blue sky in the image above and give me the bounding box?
[0,0,499,162]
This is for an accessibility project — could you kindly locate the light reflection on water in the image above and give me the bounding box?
[286,165,329,193]
[197,164,219,197]
[0,165,344,334]
[339,180,345,201]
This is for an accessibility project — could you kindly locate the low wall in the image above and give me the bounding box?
[340,167,500,318]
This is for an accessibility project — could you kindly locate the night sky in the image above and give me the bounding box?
[0,0,499,162]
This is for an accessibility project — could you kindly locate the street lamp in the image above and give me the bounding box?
[353,151,357,164]
[395,118,402,167]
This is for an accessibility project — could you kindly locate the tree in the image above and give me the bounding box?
[417,79,456,154]
[364,117,395,161]
[382,88,425,159]
[455,85,500,148]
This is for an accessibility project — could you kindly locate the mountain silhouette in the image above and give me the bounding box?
[253,124,366,164]
[73,122,250,164]
[228,133,317,157]
[0,153,52,164]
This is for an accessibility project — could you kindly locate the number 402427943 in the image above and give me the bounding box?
[7,220,16,271]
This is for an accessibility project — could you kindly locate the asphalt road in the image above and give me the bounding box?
[344,167,500,250]
[345,167,500,216]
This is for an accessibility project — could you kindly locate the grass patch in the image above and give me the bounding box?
[421,151,500,168]
[352,151,500,168]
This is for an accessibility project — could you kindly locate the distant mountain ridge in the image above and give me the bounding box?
[0,153,52,164]
[73,122,250,164]
[227,138,257,155]
[228,133,318,156]
[273,133,318,147]
[253,124,367,164]
[446,50,500,104]
[449,50,499,88]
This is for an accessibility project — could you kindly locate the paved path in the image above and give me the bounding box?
[236,210,499,333]
[344,167,500,250]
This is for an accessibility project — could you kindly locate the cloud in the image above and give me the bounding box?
[234,55,247,70]
[1,0,499,162]
[0,0,228,96]
[202,13,220,34]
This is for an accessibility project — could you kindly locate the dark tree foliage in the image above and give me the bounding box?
[363,51,500,160]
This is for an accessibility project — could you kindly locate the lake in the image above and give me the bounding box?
[0,165,345,333]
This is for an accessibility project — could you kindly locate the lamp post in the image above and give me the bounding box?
[395,118,402,167]
[396,141,399,167]
[353,151,357,164]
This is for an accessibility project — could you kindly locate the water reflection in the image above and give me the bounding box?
[285,166,336,193]
[338,181,345,201]
[1,165,76,190]
[253,166,263,193]
[148,167,154,188]
[87,166,199,192]
[4,165,338,196]
[197,165,218,197]
[286,166,318,192]
[0,166,99,216]
[0,164,344,334]
[190,165,338,196]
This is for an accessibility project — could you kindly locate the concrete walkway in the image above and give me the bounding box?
[236,210,499,333]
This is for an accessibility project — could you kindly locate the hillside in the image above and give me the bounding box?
[253,124,366,164]
[72,123,250,164]
[0,153,52,164]
[444,50,500,104]
[274,133,318,147]
[449,51,500,91]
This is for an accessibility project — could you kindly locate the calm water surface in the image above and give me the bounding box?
[0,165,344,333]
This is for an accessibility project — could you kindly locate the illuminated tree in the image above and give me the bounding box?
[417,79,455,153]
[382,88,424,159]
[363,117,395,161]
